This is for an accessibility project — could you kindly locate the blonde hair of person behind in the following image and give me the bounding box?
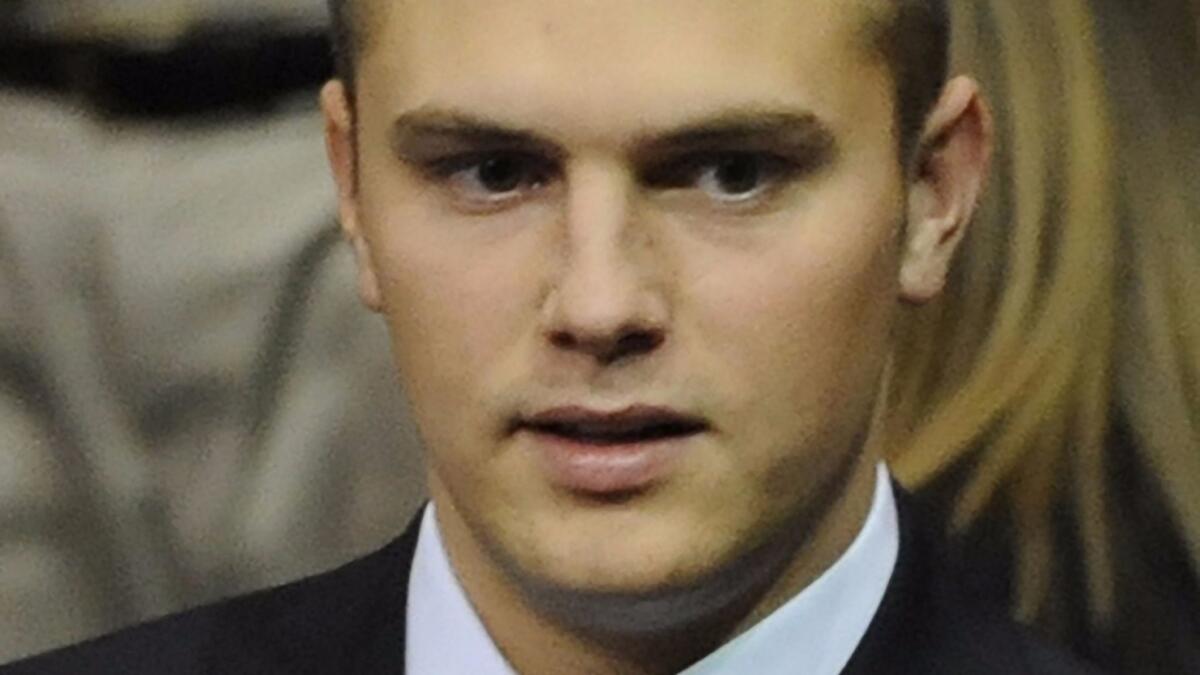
[885,0,1200,648]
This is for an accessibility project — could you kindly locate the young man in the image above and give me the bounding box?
[2,1,1099,673]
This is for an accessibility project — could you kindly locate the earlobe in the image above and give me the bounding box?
[898,203,956,301]
[900,76,994,304]
[321,80,384,313]
[350,231,384,313]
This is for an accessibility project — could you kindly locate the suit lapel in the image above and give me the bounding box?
[840,485,939,675]
[351,505,425,674]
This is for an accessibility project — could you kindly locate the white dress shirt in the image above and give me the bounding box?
[406,464,899,675]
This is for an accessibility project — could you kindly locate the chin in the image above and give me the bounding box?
[502,523,769,635]
[502,503,747,597]
[543,546,703,597]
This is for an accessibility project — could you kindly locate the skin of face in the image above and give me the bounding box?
[323,0,990,668]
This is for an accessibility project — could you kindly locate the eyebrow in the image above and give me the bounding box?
[390,110,562,162]
[388,107,838,163]
[636,110,838,161]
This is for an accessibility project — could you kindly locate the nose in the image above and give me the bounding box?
[541,163,668,365]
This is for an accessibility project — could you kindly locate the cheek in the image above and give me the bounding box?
[687,191,902,430]
[360,195,549,441]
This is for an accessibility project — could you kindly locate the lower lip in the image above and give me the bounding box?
[523,430,697,495]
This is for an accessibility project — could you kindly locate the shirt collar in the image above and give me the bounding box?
[406,464,898,675]
[680,463,899,674]
[406,500,517,675]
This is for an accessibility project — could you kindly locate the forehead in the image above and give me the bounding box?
[357,0,887,143]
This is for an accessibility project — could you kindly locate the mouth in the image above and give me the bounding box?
[514,405,709,495]
[516,405,710,445]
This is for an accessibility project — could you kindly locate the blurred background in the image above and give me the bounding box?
[0,0,426,665]
[0,2,1197,674]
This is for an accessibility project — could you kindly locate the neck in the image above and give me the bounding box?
[432,453,880,675]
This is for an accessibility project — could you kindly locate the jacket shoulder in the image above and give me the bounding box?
[0,513,421,675]
[844,487,1107,674]
[925,602,1106,674]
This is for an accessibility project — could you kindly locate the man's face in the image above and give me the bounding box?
[342,0,912,598]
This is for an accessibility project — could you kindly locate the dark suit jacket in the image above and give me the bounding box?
[1,491,1102,674]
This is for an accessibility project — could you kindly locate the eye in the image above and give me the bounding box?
[431,152,557,206]
[469,155,538,193]
[643,152,797,204]
[697,154,776,201]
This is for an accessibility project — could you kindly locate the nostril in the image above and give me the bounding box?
[599,327,664,365]
[547,326,665,363]
[550,331,579,350]
[614,330,664,357]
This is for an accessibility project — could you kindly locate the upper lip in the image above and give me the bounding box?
[515,405,710,441]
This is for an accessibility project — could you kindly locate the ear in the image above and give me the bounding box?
[322,80,383,313]
[900,76,994,304]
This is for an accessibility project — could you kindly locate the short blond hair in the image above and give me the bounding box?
[325,0,950,161]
